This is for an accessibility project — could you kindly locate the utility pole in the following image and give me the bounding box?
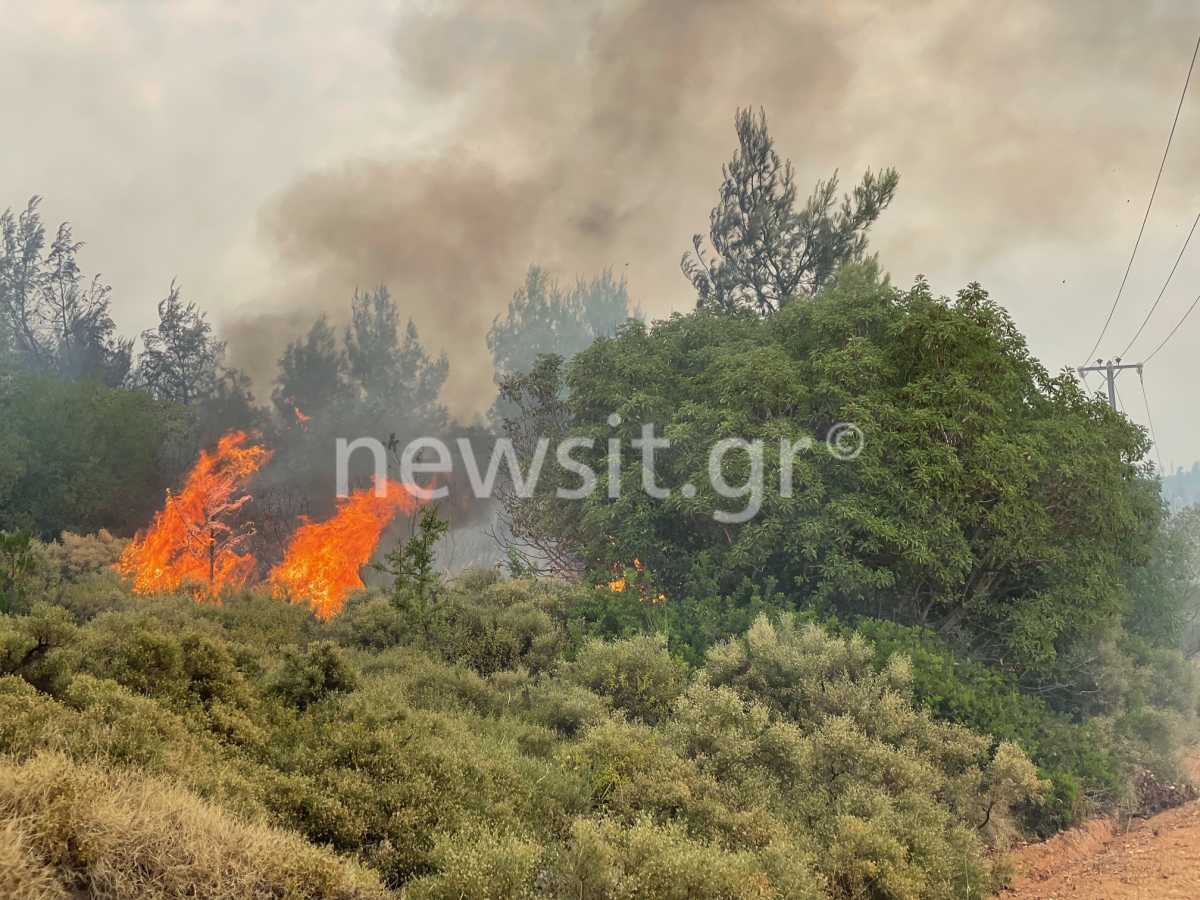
[1077,358,1143,410]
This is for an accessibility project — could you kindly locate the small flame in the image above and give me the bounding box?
[293,404,312,428]
[605,558,666,604]
[269,479,425,620]
[115,431,272,597]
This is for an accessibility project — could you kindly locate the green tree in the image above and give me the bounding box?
[525,263,1158,675]
[0,197,131,385]
[0,372,181,536]
[135,281,225,406]
[272,314,348,419]
[344,286,448,427]
[488,265,636,385]
[493,354,585,577]
[0,529,36,613]
[682,108,898,314]
[381,503,450,614]
[1126,505,1200,654]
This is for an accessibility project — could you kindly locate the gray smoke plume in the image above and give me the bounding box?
[225,0,1200,430]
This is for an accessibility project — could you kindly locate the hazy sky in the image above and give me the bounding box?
[4,0,1200,468]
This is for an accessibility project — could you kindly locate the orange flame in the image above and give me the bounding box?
[116,431,273,597]
[269,479,425,620]
[605,558,666,604]
[293,404,311,428]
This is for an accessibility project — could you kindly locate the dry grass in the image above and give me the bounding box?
[0,753,390,900]
[0,823,68,900]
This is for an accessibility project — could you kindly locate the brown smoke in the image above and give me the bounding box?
[225,0,1200,416]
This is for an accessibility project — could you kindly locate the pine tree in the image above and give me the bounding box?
[135,282,225,405]
[683,108,898,314]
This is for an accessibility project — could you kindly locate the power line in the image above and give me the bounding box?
[1137,368,1166,476]
[1120,208,1200,358]
[1144,290,1200,362]
[1081,29,1200,364]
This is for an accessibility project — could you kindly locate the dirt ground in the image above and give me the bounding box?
[999,760,1200,899]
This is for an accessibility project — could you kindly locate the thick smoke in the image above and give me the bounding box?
[225,0,1200,419]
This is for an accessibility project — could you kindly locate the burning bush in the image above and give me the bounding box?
[114,429,429,621]
[115,431,272,597]
[269,479,425,620]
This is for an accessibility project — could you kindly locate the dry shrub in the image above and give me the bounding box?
[42,530,127,582]
[0,753,388,900]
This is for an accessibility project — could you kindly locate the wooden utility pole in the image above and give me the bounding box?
[1077,358,1143,410]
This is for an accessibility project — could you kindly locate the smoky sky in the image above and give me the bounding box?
[5,1,1200,465]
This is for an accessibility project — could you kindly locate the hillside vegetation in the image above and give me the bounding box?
[0,539,1060,899]
[0,525,1195,898]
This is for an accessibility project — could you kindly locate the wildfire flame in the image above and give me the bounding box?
[269,478,425,620]
[116,431,273,597]
[606,558,666,604]
[293,404,312,428]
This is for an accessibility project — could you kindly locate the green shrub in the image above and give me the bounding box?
[46,571,137,622]
[269,641,357,710]
[0,570,1135,896]
[404,824,543,900]
[848,615,1196,833]
[566,633,686,724]
[552,817,824,900]
[326,594,407,650]
[0,603,76,693]
[521,678,611,736]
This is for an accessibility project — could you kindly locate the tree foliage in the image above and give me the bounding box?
[381,503,450,612]
[0,197,131,385]
[135,281,225,406]
[0,373,181,538]
[1126,505,1200,655]
[272,314,349,419]
[518,263,1158,676]
[344,286,448,428]
[683,108,898,314]
[488,266,636,385]
[492,354,585,578]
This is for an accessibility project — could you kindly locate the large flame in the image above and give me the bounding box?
[116,431,273,597]
[269,479,425,620]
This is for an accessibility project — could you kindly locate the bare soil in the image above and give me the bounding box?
[999,760,1200,899]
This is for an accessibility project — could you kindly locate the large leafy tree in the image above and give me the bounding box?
[0,372,181,536]
[683,108,898,314]
[0,197,131,385]
[135,282,225,406]
[514,263,1158,675]
[1125,505,1200,655]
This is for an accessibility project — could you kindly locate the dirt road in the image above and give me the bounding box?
[1002,756,1200,899]
[1000,799,1200,899]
